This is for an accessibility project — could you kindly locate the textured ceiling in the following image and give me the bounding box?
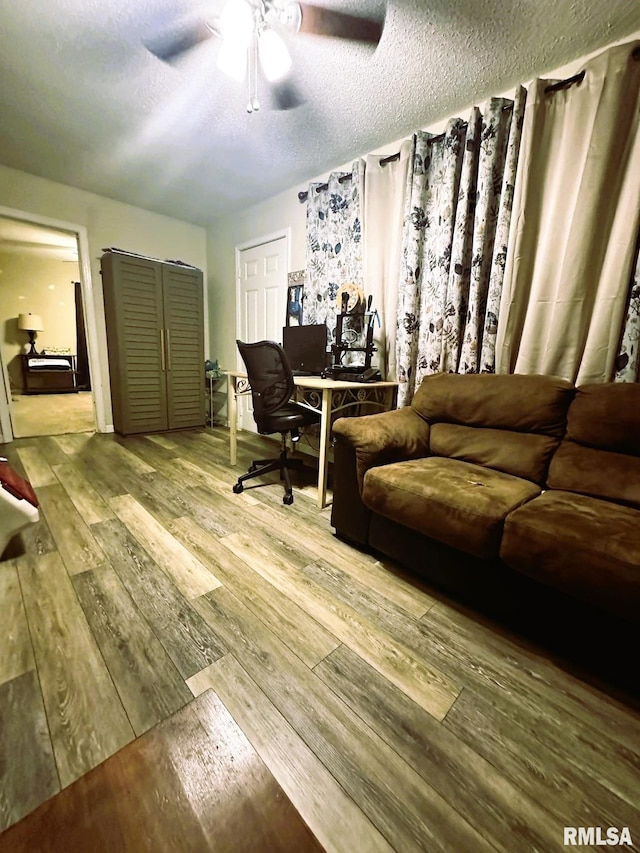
[0,0,639,225]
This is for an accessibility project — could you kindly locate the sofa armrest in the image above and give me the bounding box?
[330,435,372,546]
[332,407,430,490]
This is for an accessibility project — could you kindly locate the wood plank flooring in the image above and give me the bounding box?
[0,688,323,853]
[1,427,639,851]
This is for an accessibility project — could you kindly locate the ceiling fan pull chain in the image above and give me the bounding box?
[247,31,260,112]
[252,32,260,111]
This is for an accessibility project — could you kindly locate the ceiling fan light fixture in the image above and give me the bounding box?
[217,38,247,81]
[219,0,254,47]
[258,28,292,82]
[273,2,302,34]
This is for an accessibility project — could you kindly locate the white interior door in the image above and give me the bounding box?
[0,353,12,442]
[237,235,287,431]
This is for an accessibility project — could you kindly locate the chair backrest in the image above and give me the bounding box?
[236,340,295,430]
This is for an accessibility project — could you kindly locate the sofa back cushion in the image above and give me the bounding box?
[548,383,640,508]
[411,373,575,484]
[429,424,559,485]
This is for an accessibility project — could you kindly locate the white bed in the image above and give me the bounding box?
[26,356,73,370]
[0,463,39,555]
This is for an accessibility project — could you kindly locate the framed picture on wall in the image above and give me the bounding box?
[286,271,305,326]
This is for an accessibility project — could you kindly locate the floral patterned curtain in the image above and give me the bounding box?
[304,160,364,350]
[395,90,526,406]
[615,247,640,382]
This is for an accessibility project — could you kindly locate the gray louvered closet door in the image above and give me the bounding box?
[162,263,205,430]
[101,251,205,435]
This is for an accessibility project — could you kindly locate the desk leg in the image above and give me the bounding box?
[227,376,238,466]
[386,385,398,410]
[316,388,332,510]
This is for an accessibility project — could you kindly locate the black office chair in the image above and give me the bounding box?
[232,340,319,505]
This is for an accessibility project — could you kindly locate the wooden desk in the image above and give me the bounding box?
[226,371,397,509]
[0,689,322,853]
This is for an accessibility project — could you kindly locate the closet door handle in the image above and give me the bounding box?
[160,329,166,371]
[166,329,172,371]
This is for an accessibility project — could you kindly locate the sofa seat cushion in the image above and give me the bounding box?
[500,490,640,618]
[362,457,541,559]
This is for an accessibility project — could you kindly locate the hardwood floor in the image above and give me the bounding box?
[1,427,639,851]
[0,689,323,853]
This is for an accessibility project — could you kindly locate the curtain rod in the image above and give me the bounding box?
[296,125,465,201]
[298,172,353,203]
[380,151,401,166]
[426,121,468,146]
[377,104,511,167]
[545,45,639,95]
[544,69,585,93]
[297,100,515,202]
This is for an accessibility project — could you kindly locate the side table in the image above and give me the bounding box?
[21,354,78,394]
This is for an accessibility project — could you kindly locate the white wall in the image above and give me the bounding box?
[0,252,80,391]
[0,164,207,433]
[206,30,640,376]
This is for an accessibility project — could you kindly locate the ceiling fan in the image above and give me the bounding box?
[146,0,384,112]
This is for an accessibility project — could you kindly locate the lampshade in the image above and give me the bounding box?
[219,0,254,47]
[217,38,248,81]
[258,28,292,82]
[18,313,44,332]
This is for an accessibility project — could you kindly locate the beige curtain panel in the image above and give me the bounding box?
[363,140,413,381]
[496,41,640,384]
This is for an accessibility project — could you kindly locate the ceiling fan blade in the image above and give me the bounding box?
[297,3,384,44]
[271,80,306,110]
[145,16,217,64]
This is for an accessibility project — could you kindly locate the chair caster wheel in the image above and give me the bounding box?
[233,483,243,494]
[283,493,294,505]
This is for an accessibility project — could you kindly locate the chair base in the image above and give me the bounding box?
[232,442,305,505]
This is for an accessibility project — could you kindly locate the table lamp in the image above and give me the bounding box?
[18,313,44,355]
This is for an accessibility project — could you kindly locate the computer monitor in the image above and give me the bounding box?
[282,324,327,375]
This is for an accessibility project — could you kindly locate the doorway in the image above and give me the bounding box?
[0,216,96,439]
[236,233,289,431]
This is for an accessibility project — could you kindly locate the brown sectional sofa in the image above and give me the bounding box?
[331,373,640,627]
